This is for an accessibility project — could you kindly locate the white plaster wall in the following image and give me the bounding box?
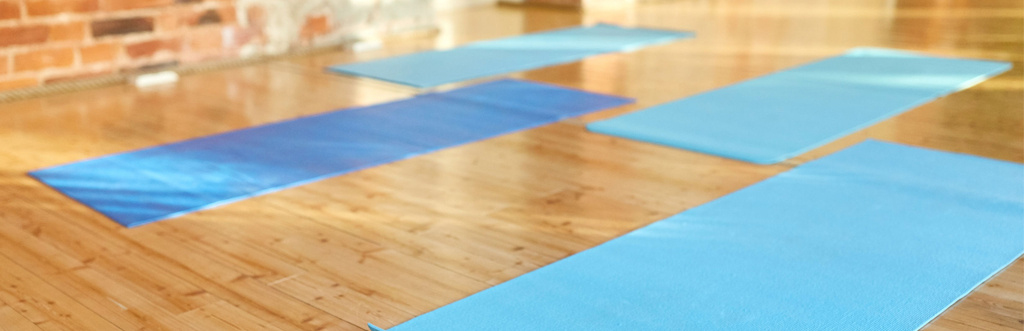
[235,0,437,56]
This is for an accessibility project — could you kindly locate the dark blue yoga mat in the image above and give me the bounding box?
[30,79,633,227]
[328,23,694,88]
[587,48,1012,164]
[370,140,1023,331]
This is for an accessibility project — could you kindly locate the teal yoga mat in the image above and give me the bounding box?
[587,48,1011,164]
[327,23,694,88]
[371,140,1024,330]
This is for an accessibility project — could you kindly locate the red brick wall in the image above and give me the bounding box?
[0,0,435,92]
[522,0,581,7]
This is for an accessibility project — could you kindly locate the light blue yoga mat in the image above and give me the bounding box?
[29,79,632,227]
[370,140,1024,331]
[328,23,694,88]
[587,48,1012,164]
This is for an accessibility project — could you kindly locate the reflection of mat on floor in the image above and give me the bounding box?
[372,140,1024,331]
[29,79,633,227]
[588,48,1012,164]
[328,23,694,88]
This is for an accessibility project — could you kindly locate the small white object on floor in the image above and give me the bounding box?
[351,39,383,53]
[134,71,180,88]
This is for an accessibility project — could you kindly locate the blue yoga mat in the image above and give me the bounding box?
[587,48,1012,164]
[328,23,694,88]
[30,79,632,227]
[370,140,1024,331]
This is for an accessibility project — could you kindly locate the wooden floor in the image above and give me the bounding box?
[1,0,1021,330]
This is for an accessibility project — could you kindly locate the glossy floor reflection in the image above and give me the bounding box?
[0,0,1020,330]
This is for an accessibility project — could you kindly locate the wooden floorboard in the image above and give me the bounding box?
[0,0,1021,330]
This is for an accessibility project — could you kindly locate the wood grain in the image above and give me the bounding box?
[0,0,1020,330]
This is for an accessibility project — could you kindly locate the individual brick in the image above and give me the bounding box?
[14,47,75,72]
[300,15,330,40]
[216,5,237,24]
[196,9,222,25]
[92,17,154,37]
[100,0,174,11]
[525,0,580,5]
[80,42,122,65]
[154,7,189,32]
[25,0,98,16]
[126,38,181,59]
[50,21,88,42]
[182,28,223,62]
[0,1,19,20]
[156,7,224,32]
[0,26,51,47]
